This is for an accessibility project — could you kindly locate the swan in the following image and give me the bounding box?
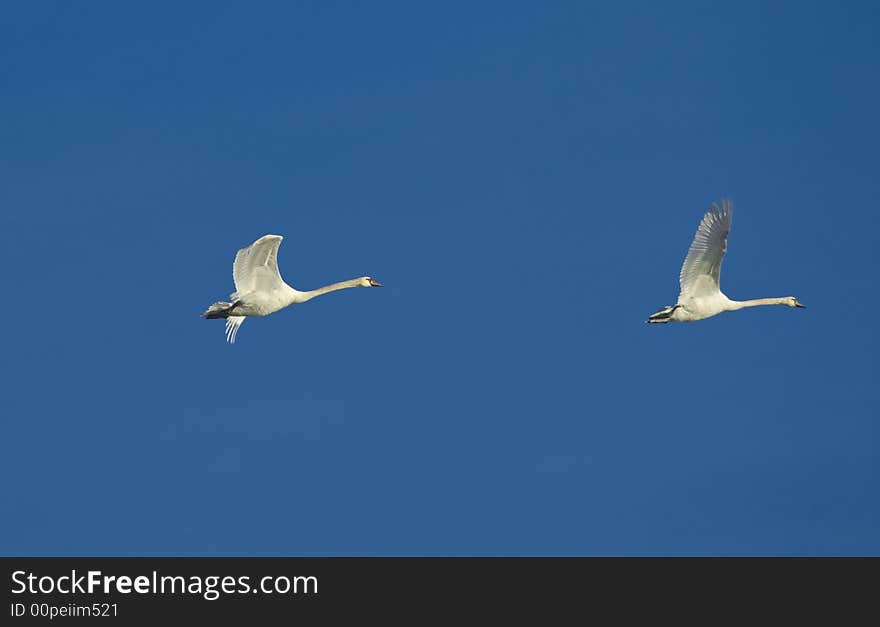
[202,234,381,343]
[647,199,805,323]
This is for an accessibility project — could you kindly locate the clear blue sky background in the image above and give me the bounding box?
[2,1,877,556]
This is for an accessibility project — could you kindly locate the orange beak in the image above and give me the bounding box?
[369,279,382,287]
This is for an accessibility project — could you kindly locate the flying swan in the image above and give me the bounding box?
[647,199,805,323]
[202,234,381,343]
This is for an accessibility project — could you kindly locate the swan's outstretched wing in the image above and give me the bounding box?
[679,199,732,298]
[225,316,245,344]
[231,234,289,298]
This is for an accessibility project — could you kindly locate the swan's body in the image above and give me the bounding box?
[202,234,381,343]
[647,199,805,323]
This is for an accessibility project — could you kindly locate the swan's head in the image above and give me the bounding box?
[359,276,382,288]
[786,296,806,308]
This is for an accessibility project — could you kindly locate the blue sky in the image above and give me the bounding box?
[1,1,877,556]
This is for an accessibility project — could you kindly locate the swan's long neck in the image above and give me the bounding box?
[727,297,789,310]
[296,278,363,303]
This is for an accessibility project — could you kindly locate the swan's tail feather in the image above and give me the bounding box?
[202,302,245,343]
[647,304,679,323]
[202,301,234,319]
[225,316,245,344]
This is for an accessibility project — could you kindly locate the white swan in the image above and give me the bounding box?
[202,234,381,343]
[647,199,805,323]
